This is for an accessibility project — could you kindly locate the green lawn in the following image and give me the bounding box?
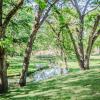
[1,55,99,100]
[7,55,100,76]
[0,67,100,100]
[7,56,48,76]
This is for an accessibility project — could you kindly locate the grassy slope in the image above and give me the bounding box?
[0,55,99,100]
[0,67,100,100]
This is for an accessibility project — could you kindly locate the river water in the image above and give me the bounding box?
[33,64,68,82]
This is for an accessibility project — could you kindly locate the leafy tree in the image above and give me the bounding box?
[6,6,33,56]
[0,0,24,93]
[46,14,73,69]
[68,0,100,70]
[19,0,59,86]
[58,0,100,70]
[51,0,100,70]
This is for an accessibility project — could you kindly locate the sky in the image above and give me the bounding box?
[26,0,99,15]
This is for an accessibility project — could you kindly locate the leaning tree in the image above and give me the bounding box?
[19,0,59,86]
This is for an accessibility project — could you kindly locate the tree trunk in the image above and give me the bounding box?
[76,56,86,70]
[65,25,86,70]
[19,24,40,86]
[85,35,94,69]
[0,48,8,93]
[84,57,90,70]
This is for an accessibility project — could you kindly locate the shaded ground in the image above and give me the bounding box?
[0,67,100,100]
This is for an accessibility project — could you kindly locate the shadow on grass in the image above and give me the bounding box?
[68,68,80,73]
[0,67,100,100]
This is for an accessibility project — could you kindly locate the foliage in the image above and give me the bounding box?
[4,5,34,55]
[35,0,47,10]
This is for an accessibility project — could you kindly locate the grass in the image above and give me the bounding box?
[7,56,48,76]
[7,55,100,76]
[1,55,99,100]
[0,67,100,100]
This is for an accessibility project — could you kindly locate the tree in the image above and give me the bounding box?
[7,5,34,56]
[54,0,100,70]
[47,20,73,70]
[68,0,100,70]
[69,0,100,70]
[19,0,59,86]
[0,0,24,93]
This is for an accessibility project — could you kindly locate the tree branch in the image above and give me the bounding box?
[0,0,3,26]
[91,15,100,36]
[71,0,81,16]
[85,5,99,15]
[65,24,81,58]
[3,0,24,30]
[85,15,100,60]
[39,0,59,26]
[82,0,91,15]
[46,20,58,34]
[93,29,100,40]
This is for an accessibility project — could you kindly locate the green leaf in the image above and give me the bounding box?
[35,0,47,10]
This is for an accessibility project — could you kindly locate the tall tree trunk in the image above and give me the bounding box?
[65,24,86,70]
[0,0,8,91]
[0,48,8,93]
[84,36,93,69]
[19,23,40,86]
[85,14,100,69]
[85,35,99,69]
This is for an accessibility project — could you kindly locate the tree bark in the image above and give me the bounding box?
[84,36,93,69]
[0,48,8,93]
[0,0,8,93]
[85,16,100,69]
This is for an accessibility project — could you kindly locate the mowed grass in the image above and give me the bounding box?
[7,55,100,76]
[7,56,48,76]
[0,66,100,100]
[0,55,100,100]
